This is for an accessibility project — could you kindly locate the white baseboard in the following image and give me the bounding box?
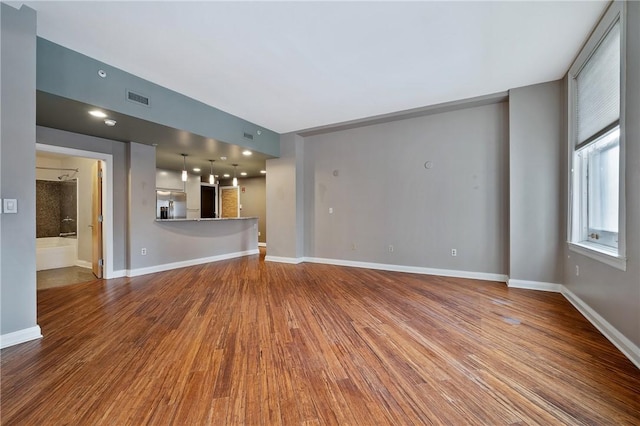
[1,325,43,349]
[75,260,92,269]
[264,255,304,264]
[507,279,563,292]
[562,287,640,369]
[108,270,127,279]
[302,257,508,283]
[258,242,267,247]
[506,279,639,369]
[126,249,259,278]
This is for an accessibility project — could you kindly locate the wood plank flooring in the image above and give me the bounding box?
[2,251,639,425]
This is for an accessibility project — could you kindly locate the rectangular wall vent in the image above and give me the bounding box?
[243,132,254,140]
[126,90,150,107]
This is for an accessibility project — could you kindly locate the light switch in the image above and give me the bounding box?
[3,199,17,214]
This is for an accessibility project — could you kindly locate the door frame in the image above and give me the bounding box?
[91,161,103,278]
[36,143,115,279]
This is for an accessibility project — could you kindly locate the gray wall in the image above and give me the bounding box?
[36,126,128,272]
[509,81,564,284]
[303,102,509,274]
[266,133,304,259]
[1,4,37,335]
[238,177,266,244]
[564,1,640,348]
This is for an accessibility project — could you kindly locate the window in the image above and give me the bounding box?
[568,1,625,269]
[575,127,619,248]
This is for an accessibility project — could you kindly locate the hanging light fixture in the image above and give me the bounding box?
[181,154,188,182]
[232,164,238,187]
[209,160,215,185]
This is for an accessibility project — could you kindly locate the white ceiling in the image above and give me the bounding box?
[19,1,607,134]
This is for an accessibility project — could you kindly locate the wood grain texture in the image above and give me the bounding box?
[91,160,102,278]
[2,251,639,425]
[221,187,238,218]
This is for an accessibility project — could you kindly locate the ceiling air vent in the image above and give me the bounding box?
[243,132,254,140]
[126,90,150,107]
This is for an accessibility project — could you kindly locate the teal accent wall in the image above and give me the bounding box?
[36,38,280,157]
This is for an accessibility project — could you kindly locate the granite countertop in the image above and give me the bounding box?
[155,217,258,222]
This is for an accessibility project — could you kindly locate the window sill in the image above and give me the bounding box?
[568,242,627,271]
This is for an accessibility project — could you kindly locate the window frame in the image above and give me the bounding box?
[567,0,627,271]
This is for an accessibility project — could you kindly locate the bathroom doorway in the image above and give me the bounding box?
[35,143,115,285]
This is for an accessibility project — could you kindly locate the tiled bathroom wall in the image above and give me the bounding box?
[36,180,77,238]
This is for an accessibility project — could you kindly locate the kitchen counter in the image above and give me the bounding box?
[155,217,258,222]
[128,216,259,276]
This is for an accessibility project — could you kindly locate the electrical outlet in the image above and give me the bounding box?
[141,248,147,256]
[451,249,457,257]
[388,245,394,253]
[258,231,261,236]
[575,265,579,276]
[329,207,334,214]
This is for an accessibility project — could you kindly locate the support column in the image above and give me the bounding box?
[265,133,304,262]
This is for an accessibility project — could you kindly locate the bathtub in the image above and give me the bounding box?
[36,237,78,271]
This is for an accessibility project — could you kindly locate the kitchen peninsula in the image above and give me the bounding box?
[155,217,257,222]
[121,146,262,278]
[127,215,259,278]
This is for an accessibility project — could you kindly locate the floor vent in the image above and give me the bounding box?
[126,90,150,107]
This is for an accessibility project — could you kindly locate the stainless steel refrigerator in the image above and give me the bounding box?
[156,190,187,219]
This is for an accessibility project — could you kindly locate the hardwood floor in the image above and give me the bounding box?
[2,252,639,425]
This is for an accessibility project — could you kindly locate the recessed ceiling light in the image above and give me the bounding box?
[104,119,117,126]
[260,170,267,174]
[223,173,230,178]
[242,150,252,156]
[89,110,107,118]
[240,172,247,176]
[193,168,201,172]
[220,156,227,160]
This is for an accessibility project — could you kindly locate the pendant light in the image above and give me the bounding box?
[232,164,238,187]
[209,160,215,185]
[181,154,188,182]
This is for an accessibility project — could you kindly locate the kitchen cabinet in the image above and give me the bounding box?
[156,169,184,191]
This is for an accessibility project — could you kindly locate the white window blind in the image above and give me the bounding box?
[575,20,620,146]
